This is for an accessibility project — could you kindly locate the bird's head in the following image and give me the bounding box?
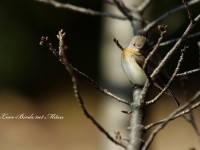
[128,35,148,50]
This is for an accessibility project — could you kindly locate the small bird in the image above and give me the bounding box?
[121,35,179,106]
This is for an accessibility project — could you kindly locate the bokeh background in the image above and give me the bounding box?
[0,0,199,150]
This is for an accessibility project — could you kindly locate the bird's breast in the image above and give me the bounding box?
[121,50,147,86]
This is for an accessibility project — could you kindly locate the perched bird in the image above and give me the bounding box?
[121,35,179,106]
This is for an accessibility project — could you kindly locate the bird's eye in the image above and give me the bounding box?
[133,43,135,47]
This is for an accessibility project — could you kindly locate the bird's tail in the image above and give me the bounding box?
[154,83,180,106]
[166,89,180,106]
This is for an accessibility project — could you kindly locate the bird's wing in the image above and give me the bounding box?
[134,53,169,89]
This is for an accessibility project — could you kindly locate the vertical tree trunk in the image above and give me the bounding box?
[99,0,144,149]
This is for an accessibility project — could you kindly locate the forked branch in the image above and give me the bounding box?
[143,90,200,150]
[35,0,126,20]
[40,29,126,148]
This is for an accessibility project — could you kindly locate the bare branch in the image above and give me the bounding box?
[113,0,134,21]
[144,119,165,130]
[140,10,200,109]
[103,0,115,5]
[40,29,126,148]
[113,0,144,34]
[177,68,200,77]
[40,35,130,105]
[146,46,187,105]
[138,0,153,13]
[113,37,124,51]
[114,130,126,145]
[142,0,200,33]
[35,0,127,20]
[180,75,200,141]
[158,31,200,47]
[37,0,200,149]
[198,41,200,67]
[184,112,200,141]
[182,0,193,22]
[72,67,130,105]
[142,90,200,150]
[143,25,167,70]
[40,36,59,57]
[141,25,167,95]
[150,14,200,82]
[145,91,200,130]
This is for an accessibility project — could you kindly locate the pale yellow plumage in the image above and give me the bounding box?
[121,47,147,85]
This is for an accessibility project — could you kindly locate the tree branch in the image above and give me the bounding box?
[143,25,167,70]
[141,0,200,33]
[180,73,200,142]
[113,0,139,27]
[158,31,200,47]
[35,0,127,20]
[138,0,153,14]
[37,1,200,149]
[198,41,200,67]
[40,29,126,148]
[145,46,187,105]
[40,36,130,105]
[113,37,124,51]
[73,66,130,105]
[127,88,144,150]
[182,0,194,22]
[184,112,200,142]
[176,68,200,77]
[150,14,200,82]
[144,90,200,130]
[142,90,200,150]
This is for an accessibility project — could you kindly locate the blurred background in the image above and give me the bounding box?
[0,0,199,150]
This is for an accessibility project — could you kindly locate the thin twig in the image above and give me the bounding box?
[141,11,200,109]
[143,25,167,70]
[103,0,115,5]
[36,0,127,20]
[150,14,200,83]
[113,0,144,33]
[177,68,200,77]
[40,36,59,57]
[198,42,200,67]
[158,31,200,47]
[182,0,193,21]
[114,130,126,145]
[184,112,200,141]
[72,67,130,105]
[40,30,126,148]
[145,91,200,130]
[113,0,134,21]
[142,90,200,150]
[180,74,200,142]
[39,35,130,105]
[138,0,153,14]
[113,37,124,50]
[56,29,126,148]
[142,25,167,91]
[141,0,200,33]
[146,46,187,105]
